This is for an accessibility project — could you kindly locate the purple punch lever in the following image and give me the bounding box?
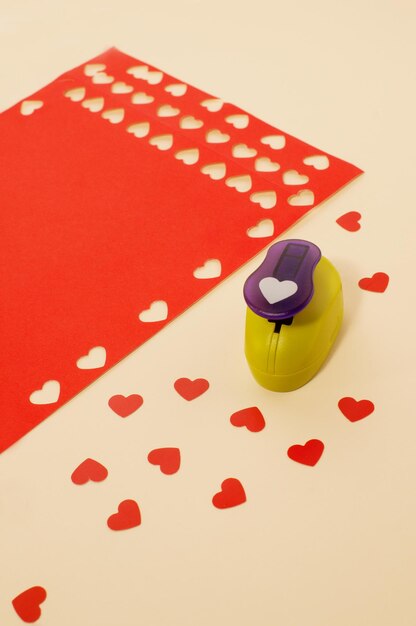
[243,239,322,321]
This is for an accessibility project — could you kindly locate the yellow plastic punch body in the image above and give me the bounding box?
[243,240,343,392]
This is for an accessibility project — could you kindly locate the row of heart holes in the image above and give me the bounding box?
[58,88,318,209]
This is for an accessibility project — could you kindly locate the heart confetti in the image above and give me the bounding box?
[336,211,362,231]
[148,448,181,474]
[107,500,141,531]
[71,458,108,485]
[230,407,266,432]
[12,586,47,623]
[338,397,375,422]
[358,272,389,293]
[174,377,209,400]
[108,394,144,417]
[212,478,247,509]
[287,439,324,466]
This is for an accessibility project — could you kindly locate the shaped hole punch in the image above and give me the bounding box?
[193,259,222,279]
[303,155,330,170]
[232,144,257,158]
[200,98,223,112]
[165,83,187,97]
[250,191,277,209]
[64,87,86,102]
[255,157,280,172]
[247,219,274,238]
[283,170,309,185]
[29,380,60,405]
[76,346,106,369]
[225,175,252,192]
[200,163,226,180]
[206,129,230,144]
[225,114,249,129]
[149,134,173,151]
[84,63,106,76]
[175,148,199,165]
[81,97,104,113]
[139,300,168,322]
[288,189,315,206]
[101,108,125,124]
[20,100,43,116]
[131,92,154,105]
[127,122,150,138]
[111,82,134,94]
[180,115,203,130]
[260,135,286,150]
[92,72,114,85]
[127,65,163,84]
[157,104,180,117]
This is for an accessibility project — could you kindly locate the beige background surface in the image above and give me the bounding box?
[1,1,415,625]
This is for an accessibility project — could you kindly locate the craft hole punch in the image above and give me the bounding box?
[243,239,343,391]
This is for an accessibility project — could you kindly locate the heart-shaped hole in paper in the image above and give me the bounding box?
[254,157,280,172]
[303,154,330,170]
[193,259,222,279]
[84,63,106,76]
[20,100,43,116]
[111,81,134,94]
[200,163,226,180]
[76,346,106,369]
[200,98,223,112]
[81,97,104,113]
[127,65,163,84]
[283,170,309,185]
[30,380,60,405]
[288,189,315,206]
[157,104,180,117]
[92,72,114,85]
[206,129,230,144]
[180,115,203,130]
[149,134,173,151]
[131,92,154,105]
[225,175,252,192]
[165,83,187,97]
[175,149,199,165]
[261,134,286,150]
[225,114,249,129]
[139,300,168,322]
[101,108,125,124]
[232,143,257,158]
[247,219,274,238]
[127,122,150,138]
[64,87,86,102]
[250,190,277,209]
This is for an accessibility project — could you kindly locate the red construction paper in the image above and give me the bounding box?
[0,48,362,453]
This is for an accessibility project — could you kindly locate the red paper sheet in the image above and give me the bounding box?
[0,48,362,453]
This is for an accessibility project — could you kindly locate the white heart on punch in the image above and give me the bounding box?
[76,346,106,369]
[30,380,60,405]
[259,277,298,304]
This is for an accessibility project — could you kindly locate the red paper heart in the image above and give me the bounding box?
[148,447,181,474]
[230,407,265,432]
[212,478,247,509]
[287,439,324,466]
[338,397,375,422]
[358,272,389,293]
[336,211,361,231]
[12,586,47,623]
[71,458,108,485]
[107,499,141,531]
[108,394,143,417]
[174,377,209,401]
